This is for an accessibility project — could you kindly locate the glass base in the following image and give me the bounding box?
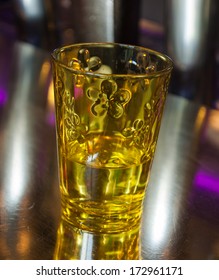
[54,218,141,260]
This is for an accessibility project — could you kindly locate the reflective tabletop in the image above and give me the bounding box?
[0,36,219,260]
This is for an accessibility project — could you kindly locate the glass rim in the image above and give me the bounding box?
[51,42,173,78]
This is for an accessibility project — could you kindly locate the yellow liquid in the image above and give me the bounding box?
[59,133,152,234]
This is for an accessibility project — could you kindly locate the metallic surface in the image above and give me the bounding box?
[166,0,213,71]
[1,36,219,259]
[12,0,58,50]
[12,0,140,49]
[165,0,217,103]
[65,0,116,42]
[54,0,140,45]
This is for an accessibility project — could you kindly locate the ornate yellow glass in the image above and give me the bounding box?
[52,43,172,259]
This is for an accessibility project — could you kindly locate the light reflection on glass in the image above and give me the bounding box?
[80,233,93,260]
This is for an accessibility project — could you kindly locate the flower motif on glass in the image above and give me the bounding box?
[63,90,87,142]
[86,79,131,119]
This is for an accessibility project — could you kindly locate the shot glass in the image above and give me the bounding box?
[51,43,172,259]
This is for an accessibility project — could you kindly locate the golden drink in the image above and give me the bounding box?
[59,133,153,233]
[52,43,172,259]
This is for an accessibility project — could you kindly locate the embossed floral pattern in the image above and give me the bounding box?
[86,79,131,119]
[63,90,87,142]
[54,47,171,156]
[122,73,170,150]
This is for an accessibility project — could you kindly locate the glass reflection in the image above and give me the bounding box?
[54,218,141,260]
[141,96,199,259]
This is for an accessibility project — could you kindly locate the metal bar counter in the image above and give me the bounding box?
[0,37,219,260]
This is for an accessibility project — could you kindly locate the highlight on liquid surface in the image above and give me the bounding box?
[59,133,152,234]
